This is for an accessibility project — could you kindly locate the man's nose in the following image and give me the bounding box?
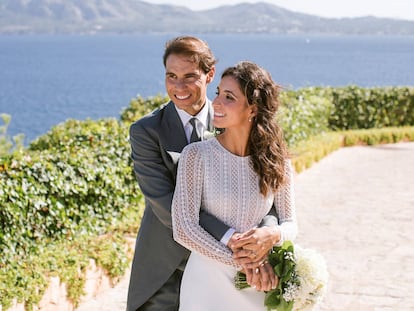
[173,79,187,87]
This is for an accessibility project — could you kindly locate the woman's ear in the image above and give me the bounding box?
[250,105,258,118]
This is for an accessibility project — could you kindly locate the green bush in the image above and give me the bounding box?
[278,87,333,146]
[0,233,131,310]
[328,86,414,130]
[0,118,142,258]
[342,126,414,146]
[0,114,12,156]
[290,132,344,173]
[120,94,169,124]
[291,126,414,173]
[0,114,24,157]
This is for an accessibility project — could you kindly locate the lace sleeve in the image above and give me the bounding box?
[172,144,236,267]
[274,160,298,245]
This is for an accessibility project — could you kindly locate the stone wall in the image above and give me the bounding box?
[3,259,114,311]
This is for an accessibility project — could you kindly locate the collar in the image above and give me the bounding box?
[174,99,210,129]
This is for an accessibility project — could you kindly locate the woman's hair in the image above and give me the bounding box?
[163,36,217,74]
[221,61,289,195]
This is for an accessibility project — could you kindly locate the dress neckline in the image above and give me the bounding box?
[212,137,251,160]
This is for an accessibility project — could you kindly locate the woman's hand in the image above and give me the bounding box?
[230,226,280,269]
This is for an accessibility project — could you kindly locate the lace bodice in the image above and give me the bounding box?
[172,138,297,267]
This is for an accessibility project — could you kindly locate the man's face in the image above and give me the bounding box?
[165,54,215,116]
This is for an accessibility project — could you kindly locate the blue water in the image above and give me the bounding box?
[1,34,413,144]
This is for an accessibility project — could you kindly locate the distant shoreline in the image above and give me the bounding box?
[2,1,414,36]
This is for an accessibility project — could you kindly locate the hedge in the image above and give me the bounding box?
[0,118,142,258]
[328,86,414,130]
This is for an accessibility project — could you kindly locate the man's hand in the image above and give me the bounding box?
[244,262,278,292]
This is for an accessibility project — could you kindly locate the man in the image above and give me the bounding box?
[127,36,280,311]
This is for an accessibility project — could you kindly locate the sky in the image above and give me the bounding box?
[143,0,414,21]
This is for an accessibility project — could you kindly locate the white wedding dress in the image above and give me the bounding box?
[172,138,297,311]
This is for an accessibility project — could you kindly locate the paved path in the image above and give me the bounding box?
[76,142,414,311]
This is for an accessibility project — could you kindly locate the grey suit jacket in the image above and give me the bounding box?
[126,100,229,310]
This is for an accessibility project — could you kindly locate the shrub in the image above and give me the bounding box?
[278,87,333,146]
[0,118,142,258]
[0,114,24,157]
[342,126,414,146]
[328,86,414,130]
[290,126,414,173]
[120,94,169,124]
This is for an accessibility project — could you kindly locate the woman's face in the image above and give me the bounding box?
[212,75,255,130]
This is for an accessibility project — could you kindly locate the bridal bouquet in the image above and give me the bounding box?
[234,241,328,311]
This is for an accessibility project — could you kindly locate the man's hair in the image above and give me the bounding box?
[163,36,217,73]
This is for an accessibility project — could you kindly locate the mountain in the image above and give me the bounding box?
[1,0,413,35]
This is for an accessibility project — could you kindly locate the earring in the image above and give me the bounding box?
[248,117,253,122]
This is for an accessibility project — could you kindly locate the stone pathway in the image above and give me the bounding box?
[76,142,414,311]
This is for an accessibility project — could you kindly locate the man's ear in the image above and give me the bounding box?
[206,66,216,84]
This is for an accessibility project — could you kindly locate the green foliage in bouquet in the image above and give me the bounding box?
[235,241,297,311]
[265,241,297,310]
[235,241,328,311]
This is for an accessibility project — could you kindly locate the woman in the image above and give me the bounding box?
[172,61,297,310]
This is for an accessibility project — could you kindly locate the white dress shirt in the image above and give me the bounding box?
[175,103,209,143]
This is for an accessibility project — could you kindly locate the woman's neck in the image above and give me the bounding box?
[216,128,250,157]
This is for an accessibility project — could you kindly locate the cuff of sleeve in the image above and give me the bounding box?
[220,228,236,245]
[274,227,284,247]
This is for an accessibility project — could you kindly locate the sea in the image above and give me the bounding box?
[1,33,413,144]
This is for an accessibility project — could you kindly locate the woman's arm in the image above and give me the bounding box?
[230,160,298,267]
[172,144,237,267]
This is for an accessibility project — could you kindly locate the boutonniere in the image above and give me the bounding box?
[203,128,224,140]
[202,130,215,140]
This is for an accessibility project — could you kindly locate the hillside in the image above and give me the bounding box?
[1,0,413,35]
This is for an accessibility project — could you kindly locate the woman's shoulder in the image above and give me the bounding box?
[182,138,217,157]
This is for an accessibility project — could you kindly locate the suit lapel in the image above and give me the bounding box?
[159,101,188,153]
[160,99,214,156]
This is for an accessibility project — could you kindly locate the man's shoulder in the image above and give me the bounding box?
[131,101,171,129]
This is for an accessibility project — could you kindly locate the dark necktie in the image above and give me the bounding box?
[189,118,201,143]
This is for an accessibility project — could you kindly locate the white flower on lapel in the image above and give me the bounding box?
[202,130,215,140]
[203,128,224,140]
